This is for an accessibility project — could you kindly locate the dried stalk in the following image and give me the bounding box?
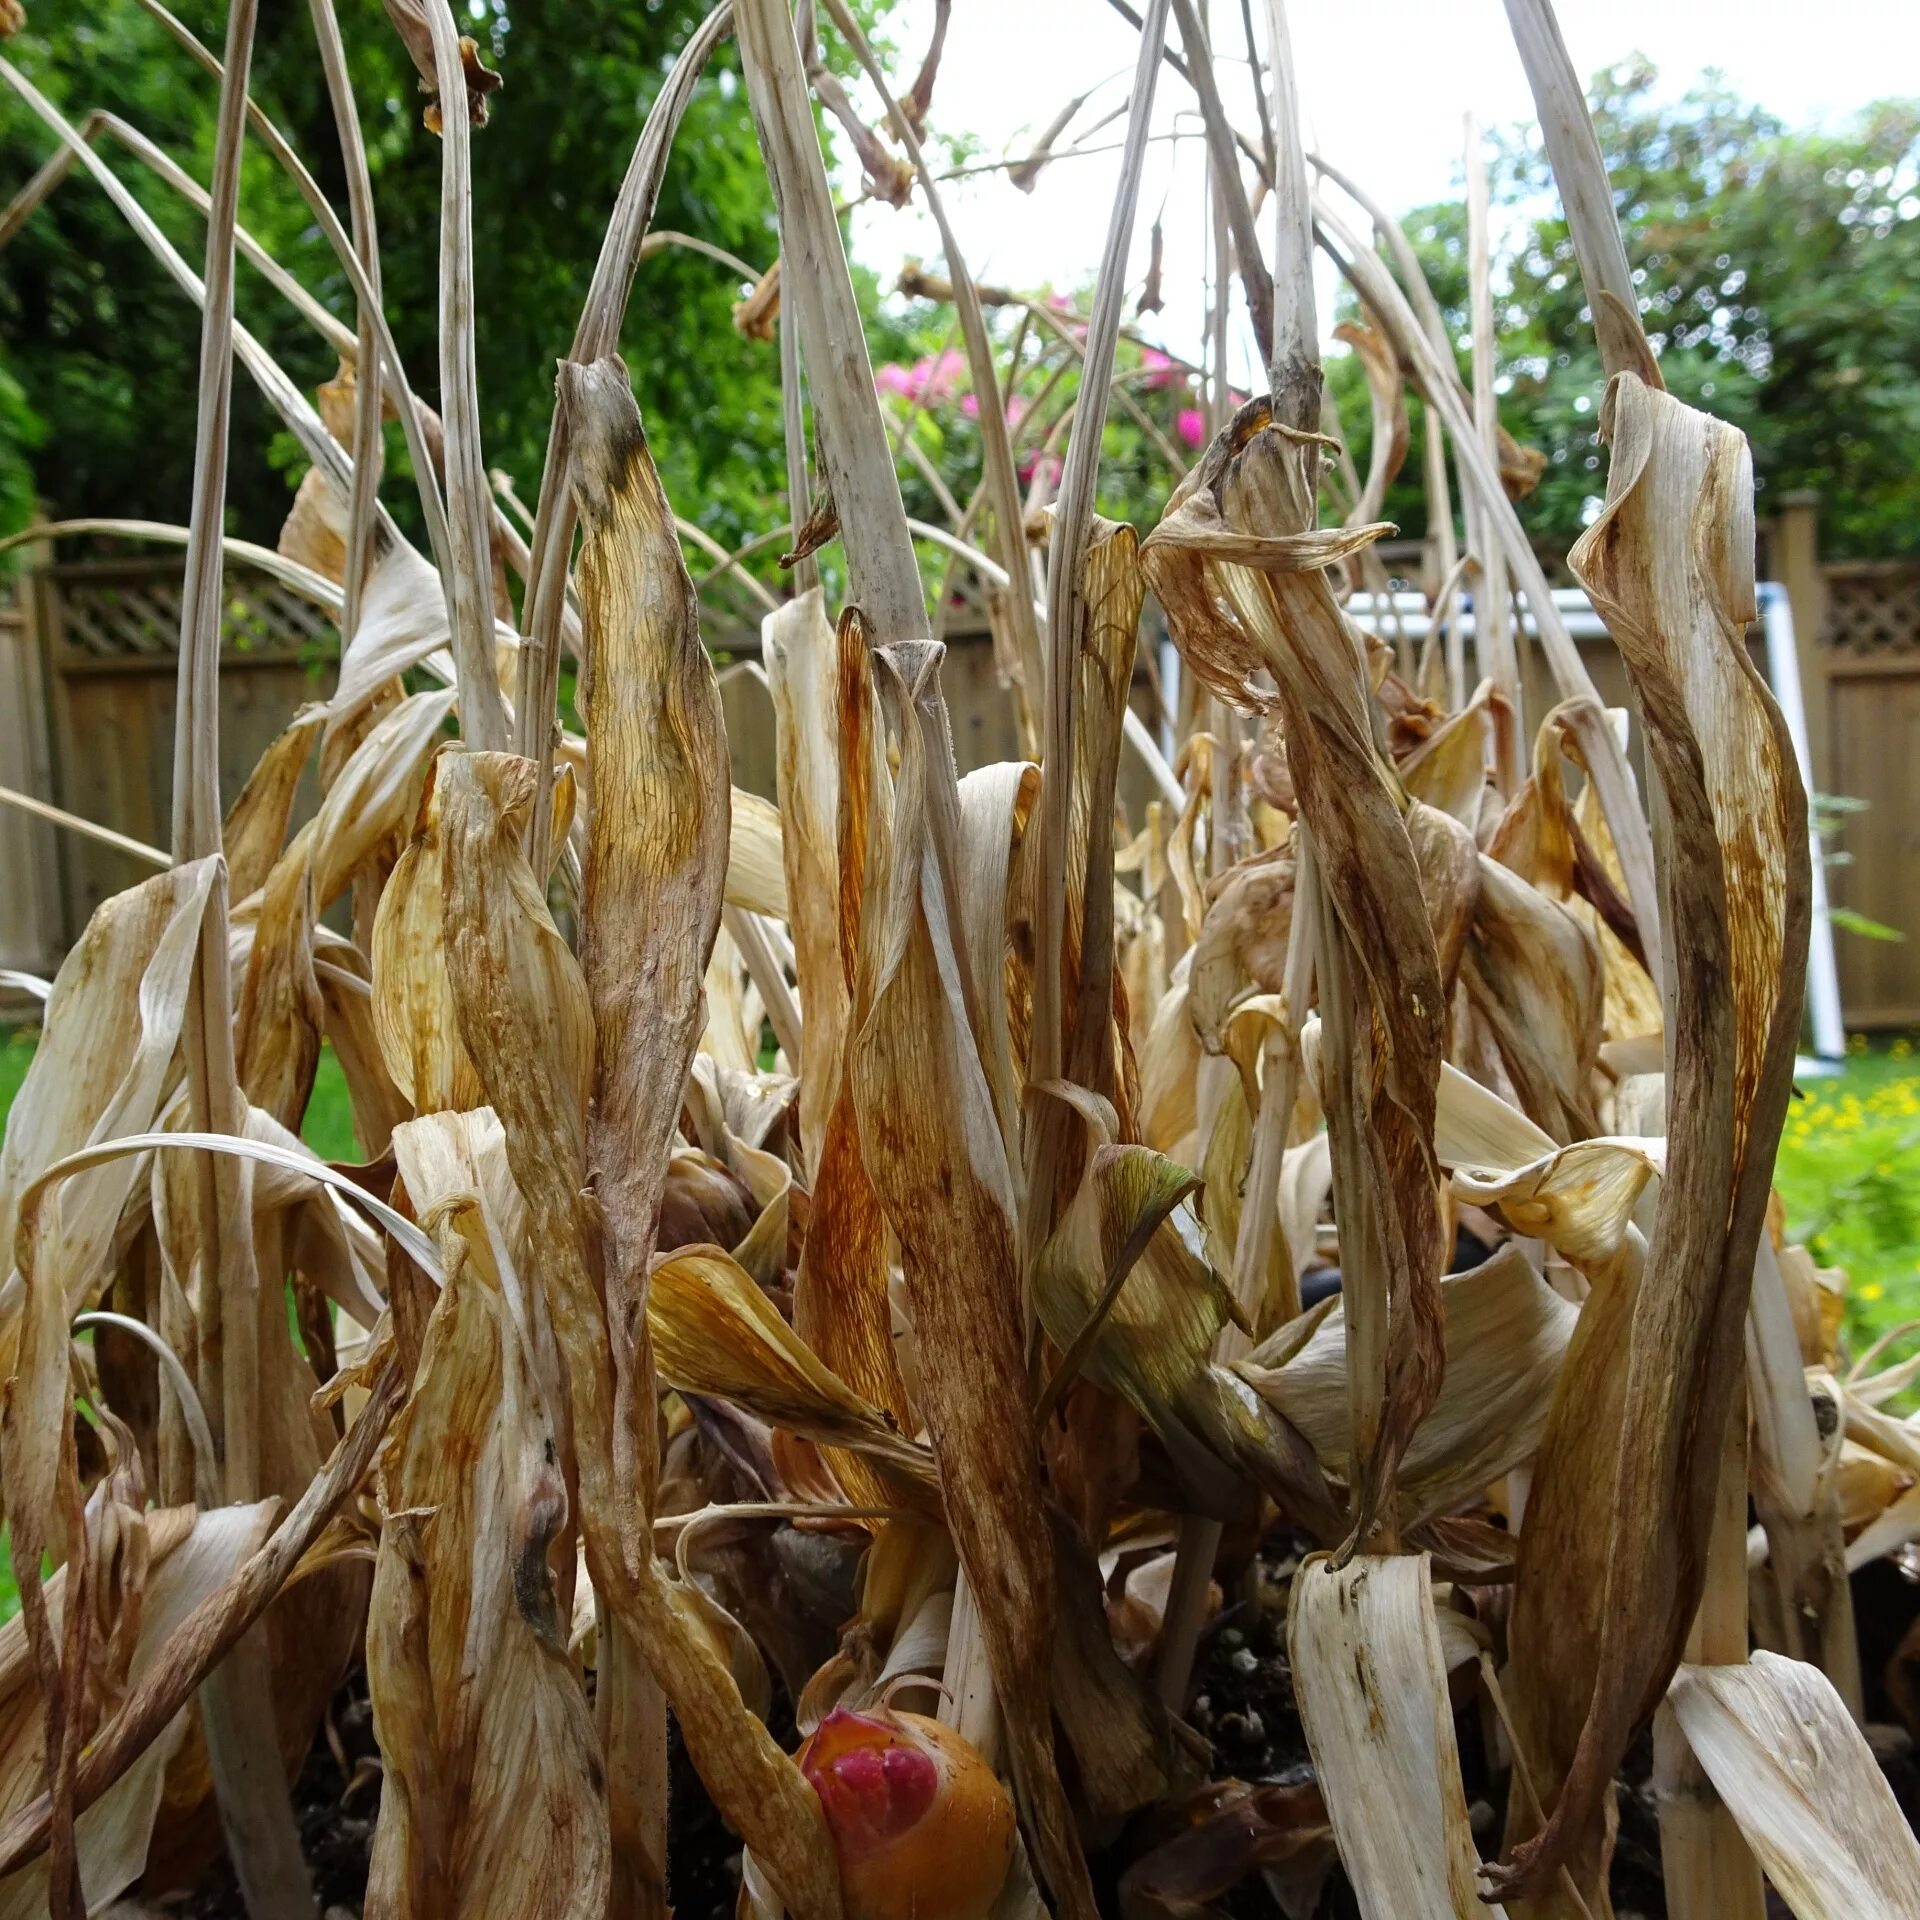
[819,0,1048,730]
[420,0,508,751]
[1310,192,1665,995]
[125,0,460,587]
[1465,112,1523,790]
[307,0,384,651]
[1025,0,1173,1259]
[164,2,314,1908]
[1484,8,1809,1891]
[1652,1388,1764,1920]
[0,1365,406,1880]
[1169,0,1275,369]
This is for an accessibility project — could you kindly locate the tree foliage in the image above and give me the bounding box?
[1338,60,1920,558]
[0,1,895,560]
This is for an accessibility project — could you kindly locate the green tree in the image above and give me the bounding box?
[1334,62,1920,559]
[0,1,897,566]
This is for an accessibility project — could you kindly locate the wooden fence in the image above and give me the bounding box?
[5,509,1919,1027]
[1772,495,1920,1027]
[2,550,334,973]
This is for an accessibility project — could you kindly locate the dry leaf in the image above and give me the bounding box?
[1667,1653,1920,1920]
[1288,1554,1502,1919]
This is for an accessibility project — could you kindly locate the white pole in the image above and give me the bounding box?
[1759,582,1847,1064]
[1159,631,1181,769]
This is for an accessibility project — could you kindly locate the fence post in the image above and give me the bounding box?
[0,523,67,976]
[1772,489,1829,796]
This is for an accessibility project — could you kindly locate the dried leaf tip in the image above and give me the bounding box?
[555,355,650,506]
[383,0,503,131]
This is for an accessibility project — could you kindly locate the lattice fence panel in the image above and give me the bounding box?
[51,566,334,661]
[1820,563,1920,661]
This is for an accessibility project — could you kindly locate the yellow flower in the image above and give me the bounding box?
[1860,1283,1886,1302]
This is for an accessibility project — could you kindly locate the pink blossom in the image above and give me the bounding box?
[1175,407,1207,449]
[877,349,967,406]
[1139,346,1179,391]
[1017,448,1063,490]
[913,349,965,402]
[960,392,1028,429]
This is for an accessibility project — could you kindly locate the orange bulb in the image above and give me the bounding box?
[798,1706,1016,1920]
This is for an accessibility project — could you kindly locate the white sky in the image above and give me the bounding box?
[842,0,1920,385]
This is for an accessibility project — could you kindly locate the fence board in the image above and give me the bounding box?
[1817,558,1920,1028]
[37,558,333,943]
[9,537,1920,1031]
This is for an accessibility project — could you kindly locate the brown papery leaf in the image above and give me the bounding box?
[725,787,790,921]
[1142,401,1446,1551]
[556,352,763,1905]
[1241,1244,1576,1531]
[1330,316,1409,525]
[234,839,324,1134]
[791,609,914,1513]
[310,689,460,911]
[221,708,323,903]
[373,751,484,1117]
[1430,1062,1664,1906]
[1489,375,1810,1900]
[381,0,501,129]
[434,749,843,1920]
[765,586,848,1178]
[562,352,729,1516]
[0,1503,277,1919]
[1060,517,1146,1122]
[647,1242,936,1504]
[849,641,1095,1920]
[1117,1780,1334,1920]
[364,1185,608,1919]
[954,760,1042,1177]
[1399,681,1492,830]
[1667,1652,1920,1917]
[1288,1555,1502,1919]
[0,858,218,1380]
[1459,852,1603,1145]
[1029,1129,1338,1535]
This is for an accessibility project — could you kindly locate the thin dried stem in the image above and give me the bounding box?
[1313,193,1665,993]
[1502,0,1660,386]
[422,0,509,751]
[167,7,314,1907]
[1466,111,1524,788]
[307,0,385,650]
[1170,0,1274,369]
[822,0,1047,712]
[1026,0,1173,1267]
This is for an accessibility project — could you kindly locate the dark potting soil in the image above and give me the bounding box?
[145,1547,1920,1919]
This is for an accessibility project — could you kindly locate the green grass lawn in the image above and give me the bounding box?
[1776,1039,1920,1367]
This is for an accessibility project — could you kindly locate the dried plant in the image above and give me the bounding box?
[0,2,1908,1918]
